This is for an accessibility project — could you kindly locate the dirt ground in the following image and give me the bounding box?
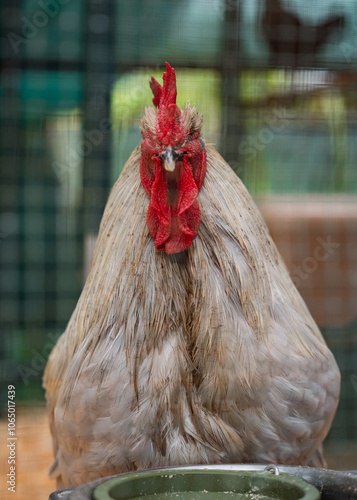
[0,405,56,500]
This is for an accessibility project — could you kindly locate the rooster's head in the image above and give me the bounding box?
[140,62,206,254]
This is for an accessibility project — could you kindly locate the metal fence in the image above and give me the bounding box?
[1,0,356,467]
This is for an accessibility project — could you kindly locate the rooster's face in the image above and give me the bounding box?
[140,63,206,255]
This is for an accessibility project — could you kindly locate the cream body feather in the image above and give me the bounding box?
[44,138,340,488]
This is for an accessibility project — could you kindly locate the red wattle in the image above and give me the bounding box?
[175,160,199,216]
[146,160,171,249]
[140,155,203,254]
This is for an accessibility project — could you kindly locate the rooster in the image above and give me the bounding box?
[44,63,340,488]
[261,0,345,66]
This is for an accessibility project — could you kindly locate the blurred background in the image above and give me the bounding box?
[0,0,356,497]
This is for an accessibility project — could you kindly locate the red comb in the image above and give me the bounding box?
[150,62,177,109]
[149,77,162,108]
[150,63,182,146]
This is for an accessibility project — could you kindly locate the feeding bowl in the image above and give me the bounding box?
[49,464,357,500]
[93,466,320,500]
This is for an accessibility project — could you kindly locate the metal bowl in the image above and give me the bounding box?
[49,464,357,500]
[93,466,320,500]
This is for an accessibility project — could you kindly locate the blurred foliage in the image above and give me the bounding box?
[107,67,357,194]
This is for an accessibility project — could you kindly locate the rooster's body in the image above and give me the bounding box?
[44,64,340,488]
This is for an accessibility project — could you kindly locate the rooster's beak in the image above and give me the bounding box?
[160,147,178,172]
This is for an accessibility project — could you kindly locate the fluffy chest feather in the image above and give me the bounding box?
[44,144,340,488]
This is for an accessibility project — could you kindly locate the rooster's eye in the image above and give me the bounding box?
[154,150,187,162]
